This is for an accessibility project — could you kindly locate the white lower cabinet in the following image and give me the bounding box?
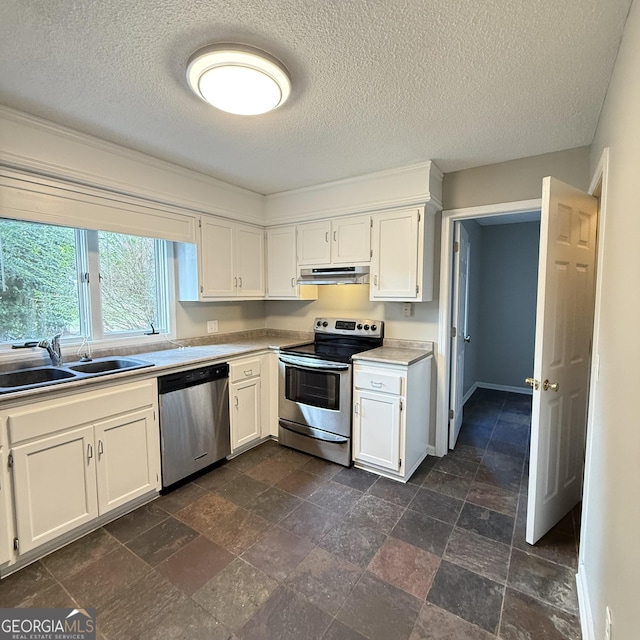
[94,408,158,515]
[12,426,99,554]
[230,357,263,453]
[0,448,14,565]
[3,380,160,557]
[354,390,401,472]
[353,355,432,482]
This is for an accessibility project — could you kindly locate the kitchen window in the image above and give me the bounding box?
[0,218,171,345]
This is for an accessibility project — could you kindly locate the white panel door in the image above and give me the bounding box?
[449,222,470,448]
[371,210,419,299]
[12,426,98,554]
[527,177,598,544]
[331,216,371,264]
[231,378,262,451]
[95,408,158,515]
[266,226,298,298]
[201,218,235,297]
[235,223,265,296]
[353,390,401,471]
[297,221,331,266]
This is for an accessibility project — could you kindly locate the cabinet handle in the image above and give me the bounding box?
[234,276,238,288]
[371,381,384,388]
[291,277,295,288]
[325,231,329,243]
[98,440,104,457]
[333,231,337,242]
[234,396,239,408]
[374,275,378,287]
[244,369,253,376]
[87,443,93,462]
[354,403,359,415]
[238,277,243,288]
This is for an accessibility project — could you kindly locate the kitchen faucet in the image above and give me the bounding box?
[38,333,62,366]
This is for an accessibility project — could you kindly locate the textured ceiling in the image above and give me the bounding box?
[0,0,632,195]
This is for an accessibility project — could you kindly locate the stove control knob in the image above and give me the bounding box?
[371,324,378,331]
[363,324,370,331]
[357,323,363,330]
[316,320,322,327]
[322,321,328,327]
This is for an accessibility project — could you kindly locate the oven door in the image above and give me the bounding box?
[278,353,352,437]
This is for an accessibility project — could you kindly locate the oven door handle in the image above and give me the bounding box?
[278,354,350,371]
[279,420,349,444]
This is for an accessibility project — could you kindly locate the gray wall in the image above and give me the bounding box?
[580,1,640,637]
[443,146,591,210]
[476,221,540,390]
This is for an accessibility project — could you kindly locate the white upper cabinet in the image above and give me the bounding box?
[370,207,436,302]
[297,215,371,267]
[265,226,317,299]
[178,216,265,300]
[331,216,371,264]
[235,223,265,297]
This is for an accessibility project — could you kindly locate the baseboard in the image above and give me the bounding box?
[427,444,438,457]
[476,382,533,396]
[462,383,479,405]
[576,565,595,640]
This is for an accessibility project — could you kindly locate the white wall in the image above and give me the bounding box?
[580,1,639,638]
[265,286,439,341]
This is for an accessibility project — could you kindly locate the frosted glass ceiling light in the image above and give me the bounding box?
[187,45,291,115]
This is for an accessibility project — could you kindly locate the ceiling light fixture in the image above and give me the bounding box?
[186,44,291,116]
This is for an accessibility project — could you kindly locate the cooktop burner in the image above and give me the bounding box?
[280,317,384,363]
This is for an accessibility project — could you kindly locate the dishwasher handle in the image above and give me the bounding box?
[158,363,229,394]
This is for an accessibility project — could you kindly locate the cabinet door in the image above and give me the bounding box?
[231,378,262,452]
[12,427,98,554]
[0,450,12,564]
[94,408,159,515]
[201,218,235,297]
[266,226,298,298]
[371,210,419,300]
[297,221,331,266]
[236,224,265,296]
[332,216,371,264]
[353,390,401,471]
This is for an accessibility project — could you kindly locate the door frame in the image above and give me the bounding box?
[435,198,542,456]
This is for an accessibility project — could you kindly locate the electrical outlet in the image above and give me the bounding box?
[605,606,612,640]
[402,302,413,317]
[207,320,219,334]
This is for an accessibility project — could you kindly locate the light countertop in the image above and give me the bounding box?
[352,346,433,366]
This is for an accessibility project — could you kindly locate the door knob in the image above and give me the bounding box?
[464,335,471,343]
[543,379,560,392]
[525,377,540,390]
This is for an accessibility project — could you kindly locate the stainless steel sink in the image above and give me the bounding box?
[0,357,154,394]
[68,357,154,375]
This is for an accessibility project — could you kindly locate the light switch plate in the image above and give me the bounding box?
[207,320,219,334]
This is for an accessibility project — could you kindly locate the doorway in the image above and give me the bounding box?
[449,213,541,450]
[437,175,603,545]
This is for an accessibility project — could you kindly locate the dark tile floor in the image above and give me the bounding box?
[0,388,582,640]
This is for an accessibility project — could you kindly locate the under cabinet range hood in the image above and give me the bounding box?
[297,266,370,285]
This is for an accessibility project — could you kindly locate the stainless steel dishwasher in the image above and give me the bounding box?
[158,363,230,488]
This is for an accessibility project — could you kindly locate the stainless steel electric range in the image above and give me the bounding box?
[278,317,384,466]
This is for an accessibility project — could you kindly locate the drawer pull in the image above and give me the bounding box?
[244,369,253,376]
[371,381,384,388]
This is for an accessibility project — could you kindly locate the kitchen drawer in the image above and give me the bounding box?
[230,358,262,383]
[354,369,404,395]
